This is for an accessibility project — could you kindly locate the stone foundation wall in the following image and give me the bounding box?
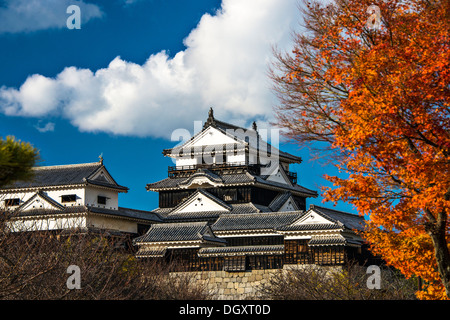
[170,269,279,300]
[170,265,342,300]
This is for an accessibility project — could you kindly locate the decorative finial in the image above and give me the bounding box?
[99,153,103,164]
[208,107,214,120]
[204,107,215,129]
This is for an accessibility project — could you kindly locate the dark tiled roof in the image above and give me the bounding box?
[309,205,365,231]
[146,176,185,190]
[116,207,162,222]
[268,192,292,211]
[278,223,343,231]
[133,221,226,244]
[11,204,160,223]
[198,244,284,257]
[12,205,88,217]
[2,162,128,191]
[211,211,303,232]
[146,171,255,190]
[228,203,271,214]
[85,178,128,191]
[88,206,161,222]
[163,211,225,222]
[154,202,271,223]
[146,170,317,197]
[151,207,173,215]
[135,247,167,258]
[308,235,347,246]
[253,175,317,197]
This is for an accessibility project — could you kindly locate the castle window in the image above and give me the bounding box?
[5,198,20,207]
[223,189,237,202]
[223,256,246,271]
[61,194,77,203]
[98,196,107,205]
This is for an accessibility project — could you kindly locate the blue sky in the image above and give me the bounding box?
[0,0,356,213]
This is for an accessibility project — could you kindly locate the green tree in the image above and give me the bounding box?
[0,136,39,187]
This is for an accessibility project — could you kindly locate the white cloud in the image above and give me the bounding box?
[0,0,299,138]
[0,0,103,33]
[35,121,55,133]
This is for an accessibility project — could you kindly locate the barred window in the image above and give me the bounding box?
[284,239,312,264]
[4,198,20,207]
[223,256,246,272]
[312,246,345,265]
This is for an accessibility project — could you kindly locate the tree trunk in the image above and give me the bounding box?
[426,219,450,299]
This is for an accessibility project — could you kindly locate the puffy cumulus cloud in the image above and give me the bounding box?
[0,0,103,33]
[0,0,300,138]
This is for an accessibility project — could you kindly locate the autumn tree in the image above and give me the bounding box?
[271,0,449,299]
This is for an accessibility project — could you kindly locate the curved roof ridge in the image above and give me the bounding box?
[33,161,102,170]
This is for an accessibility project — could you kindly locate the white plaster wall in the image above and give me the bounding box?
[175,157,197,167]
[9,215,87,232]
[0,188,85,210]
[48,188,85,206]
[191,127,236,146]
[226,153,245,164]
[0,191,35,209]
[84,186,119,210]
[87,214,137,233]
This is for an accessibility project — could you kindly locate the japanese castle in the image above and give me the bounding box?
[1,109,374,271]
[134,109,372,271]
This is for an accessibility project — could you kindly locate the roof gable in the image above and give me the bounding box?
[88,166,117,185]
[290,210,337,227]
[187,126,240,149]
[265,167,293,186]
[309,205,365,231]
[170,189,232,214]
[278,205,365,232]
[178,169,224,189]
[18,191,65,212]
[278,195,299,212]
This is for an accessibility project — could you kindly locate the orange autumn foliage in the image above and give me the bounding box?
[272,0,450,299]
